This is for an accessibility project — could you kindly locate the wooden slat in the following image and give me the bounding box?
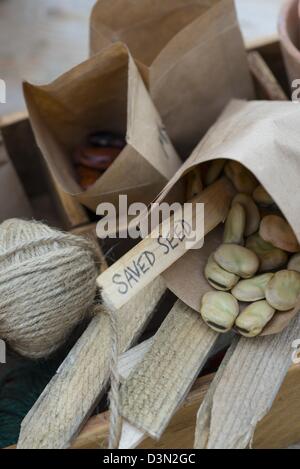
[0,135,33,220]
[0,111,89,229]
[194,313,300,449]
[17,230,167,450]
[253,362,300,449]
[120,301,219,440]
[117,332,233,449]
[248,51,288,101]
[118,338,153,381]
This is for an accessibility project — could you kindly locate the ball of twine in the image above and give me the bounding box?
[0,219,99,359]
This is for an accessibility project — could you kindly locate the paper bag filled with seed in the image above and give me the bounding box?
[23,43,181,212]
[156,99,300,337]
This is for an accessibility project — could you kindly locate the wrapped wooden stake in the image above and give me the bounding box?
[120,300,219,440]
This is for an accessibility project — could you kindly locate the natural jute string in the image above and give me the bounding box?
[0,218,99,359]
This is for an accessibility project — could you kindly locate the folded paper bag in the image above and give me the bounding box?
[90,0,254,158]
[23,43,181,213]
[156,99,300,336]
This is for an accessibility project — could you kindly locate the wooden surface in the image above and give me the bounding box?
[98,178,234,310]
[235,0,284,50]
[0,0,95,116]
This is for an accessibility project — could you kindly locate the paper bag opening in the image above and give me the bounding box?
[157,99,300,336]
[23,43,181,212]
[90,0,216,66]
[90,0,254,158]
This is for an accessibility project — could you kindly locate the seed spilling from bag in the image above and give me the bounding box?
[186,167,203,200]
[288,253,300,273]
[232,193,260,237]
[223,203,246,245]
[231,273,274,302]
[224,161,258,195]
[259,215,300,253]
[246,233,288,272]
[214,244,259,278]
[74,131,125,190]
[200,291,239,333]
[235,300,275,337]
[205,254,239,291]
[204,159,226,186]
[253,185,274,207]
[74,146,121,171]
[265,270,300,311]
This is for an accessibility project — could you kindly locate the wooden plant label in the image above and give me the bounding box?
[97,178,234,310]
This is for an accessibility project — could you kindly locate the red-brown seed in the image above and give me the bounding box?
[76,165,102,190]
[75,146,121,171]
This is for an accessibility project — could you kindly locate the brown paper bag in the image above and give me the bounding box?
[90,0,254,157]
[23,43,181,213]
[156,99,300,336]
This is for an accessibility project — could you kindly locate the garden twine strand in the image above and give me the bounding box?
[107,305,123,449]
